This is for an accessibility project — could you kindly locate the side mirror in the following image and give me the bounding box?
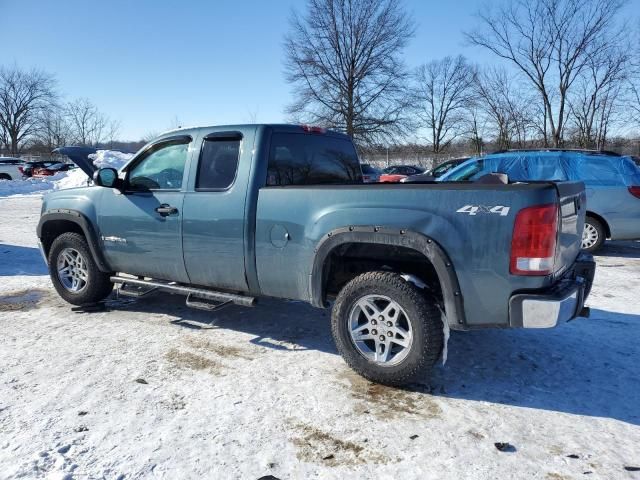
[93,168,119,188]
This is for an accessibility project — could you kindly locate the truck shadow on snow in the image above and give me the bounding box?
[595,240,640,258]
[109,293,640,425]
[430,308,640,426]
[0,244,47,276]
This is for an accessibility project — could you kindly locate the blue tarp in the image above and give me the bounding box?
[440,151,640,187]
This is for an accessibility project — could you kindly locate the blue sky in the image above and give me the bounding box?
[2,0,634,140]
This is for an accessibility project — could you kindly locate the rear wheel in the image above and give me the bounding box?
[48,232,113,305]
[331,271,443,386]
[582,216,605,253]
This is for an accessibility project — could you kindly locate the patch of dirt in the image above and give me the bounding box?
[165,348,223,374]
[185,336,255,360]
[0,289,47,312]
[337,369,442,420]
[290,422,389,467]
[545,474,571,480]
[548,445,565,456]
[467,429,485,440]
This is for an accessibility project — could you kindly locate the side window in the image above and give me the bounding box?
[524,156,567,181]
[128,140,189,190]
[565,157,624,186]
[196,138,240,190]
[267,133,362,186]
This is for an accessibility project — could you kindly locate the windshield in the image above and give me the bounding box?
[438,159,483,181]
[361,164,380,174]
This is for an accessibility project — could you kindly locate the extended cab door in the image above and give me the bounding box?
[96,135,192,283]
[181,128,254,291]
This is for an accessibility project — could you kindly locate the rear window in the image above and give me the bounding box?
[196,138,240,190]
[267,133,362,186]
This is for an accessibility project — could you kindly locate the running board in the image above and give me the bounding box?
[110,276,256,308]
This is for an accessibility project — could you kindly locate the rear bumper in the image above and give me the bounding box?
[509,252,596,328]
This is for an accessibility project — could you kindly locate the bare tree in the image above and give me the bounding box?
[65,97,108,146]
[35,105,72,151]
[568,42,628,148]
[104,119,122,149]
[466,0,626,147]
[475,67,535,149]
[414,56,476,152]
[0,66,57,154]
[464,104,486,155]
[284,0,415,144]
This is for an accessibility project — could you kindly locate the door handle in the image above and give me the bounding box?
[155,204,178,217]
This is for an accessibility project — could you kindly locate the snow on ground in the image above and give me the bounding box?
[0,195,639,480]
[0,150,133,197]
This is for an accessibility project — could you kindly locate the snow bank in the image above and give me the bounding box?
[89,150,132,170]
[0,150,134,197]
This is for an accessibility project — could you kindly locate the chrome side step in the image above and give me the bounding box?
[186,294,233,312]
[110,275,256,309]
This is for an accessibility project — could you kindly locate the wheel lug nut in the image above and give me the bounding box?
[386,321,393,327]
[371,319,377,325]
[371,329,377,335]
[378,315,384,321]
[387,331,393,337]
[379,335,386,341]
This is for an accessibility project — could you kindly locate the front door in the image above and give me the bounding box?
[96,136,192,283]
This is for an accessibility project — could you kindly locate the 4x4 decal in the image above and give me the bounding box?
[456,205,510,216]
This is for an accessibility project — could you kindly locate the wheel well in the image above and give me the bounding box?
[0,173,11,180]
[322,242,443,305]
[40,220,85,258]
[586,211,610,239]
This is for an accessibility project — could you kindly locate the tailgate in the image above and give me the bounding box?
[553,181,586,277]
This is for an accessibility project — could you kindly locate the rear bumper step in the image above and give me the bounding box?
[508,251,596,328]
[110,275,256,308]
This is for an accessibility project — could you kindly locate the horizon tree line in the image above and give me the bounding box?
[285,0,640,154]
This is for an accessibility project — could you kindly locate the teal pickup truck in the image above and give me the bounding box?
[38,124,595,385]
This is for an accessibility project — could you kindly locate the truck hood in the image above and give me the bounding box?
[53,146,98,177]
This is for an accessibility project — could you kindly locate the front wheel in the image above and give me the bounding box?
[582,216,605,253]
[48,232,113,305]
[331,271,443,386]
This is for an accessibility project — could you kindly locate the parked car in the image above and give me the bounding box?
[439,149,640,252]
[39,125,594,386]
[379,165,425,183]
[360,163,382,183]
[19,161,57,178]
[0,157,25,180]
[401,157,470,183]
[32,162,75,176]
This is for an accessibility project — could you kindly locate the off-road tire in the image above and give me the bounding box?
[48,232,113,305]
[582,216,605,253]
[331,271,444,386]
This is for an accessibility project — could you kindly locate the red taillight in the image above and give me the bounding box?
[510,203,558,276]
[629,186,640,199]
[300,124,326,134]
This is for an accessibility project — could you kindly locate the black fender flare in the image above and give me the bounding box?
[37,209,111,272]
[309,226,466,327]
